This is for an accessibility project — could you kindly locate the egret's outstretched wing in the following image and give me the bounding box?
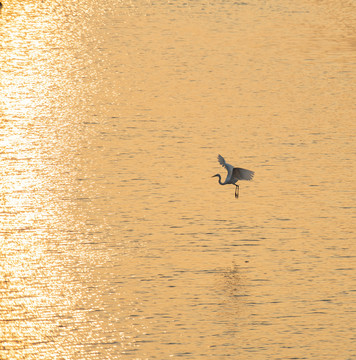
[217,154,233,171]
[217,154,234,183]
[217,154,226,167]
[232,167,254,181]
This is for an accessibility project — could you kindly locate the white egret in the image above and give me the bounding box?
[212,154,254,198]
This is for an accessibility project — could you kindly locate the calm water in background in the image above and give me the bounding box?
[0,0,355,359]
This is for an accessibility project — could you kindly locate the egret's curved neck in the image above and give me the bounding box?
[216,174,224,185]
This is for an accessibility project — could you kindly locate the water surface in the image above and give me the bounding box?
[0,0,355,359]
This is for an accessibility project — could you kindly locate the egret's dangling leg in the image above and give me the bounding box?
[235,184,239,198]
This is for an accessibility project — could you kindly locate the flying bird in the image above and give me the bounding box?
[212,154,254,198]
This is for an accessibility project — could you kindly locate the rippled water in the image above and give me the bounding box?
[0,0,355,359]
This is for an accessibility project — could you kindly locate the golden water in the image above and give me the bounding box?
[0,0,355,359]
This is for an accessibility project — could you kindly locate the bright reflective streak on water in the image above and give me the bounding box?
[0,0,355,359]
